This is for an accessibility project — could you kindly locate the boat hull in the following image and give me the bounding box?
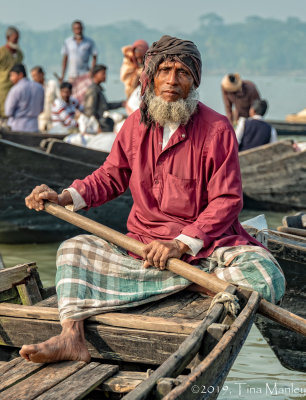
[0,139,132,243]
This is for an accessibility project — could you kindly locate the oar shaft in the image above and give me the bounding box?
[44,202,230,294]
[277,226,306,239]
[44,202,306,336]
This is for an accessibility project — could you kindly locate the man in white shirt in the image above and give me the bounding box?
[31,66,59,131]
[60,20,97,104]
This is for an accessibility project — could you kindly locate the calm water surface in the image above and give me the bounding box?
[1,75,306,398]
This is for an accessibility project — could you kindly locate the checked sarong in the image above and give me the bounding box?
[56,235,285,322]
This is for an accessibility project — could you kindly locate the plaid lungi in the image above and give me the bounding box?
[56,235,285,322]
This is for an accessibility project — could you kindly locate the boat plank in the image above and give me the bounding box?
[0,359,45,392]
[0,357,23,375]
[0,361,86,400]
[121,288,235,400]
[0,263,37,292]
[164,291,261,400]
[0,316,188,364]
[0,303,199,334]
[35,363,118,400]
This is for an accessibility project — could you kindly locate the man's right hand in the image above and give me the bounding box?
[25,184,59,211]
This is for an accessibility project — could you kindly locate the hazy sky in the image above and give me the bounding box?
[0,0,305,32]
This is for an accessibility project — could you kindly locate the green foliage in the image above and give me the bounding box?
[1,14,306,76]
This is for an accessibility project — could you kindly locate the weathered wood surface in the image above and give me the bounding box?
[0,316,189,364]
[163,291,261,400]
[122,287,236,400]
[0,139,132,243]
[0,303,199,334]
[0,358,45,392]
[0,360,86,400]
[239,140,306,210]
[0,263,43,307]
[35,363,118,400]
[0,292,213,365]
[101,371,149,394]
[0,263,37,293]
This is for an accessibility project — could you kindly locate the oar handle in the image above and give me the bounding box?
[44,202,230,295]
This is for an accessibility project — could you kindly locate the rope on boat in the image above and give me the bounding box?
[207,292,240,317]
[255,228,285,254]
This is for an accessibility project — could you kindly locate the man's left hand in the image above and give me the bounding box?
[143,240,190,270]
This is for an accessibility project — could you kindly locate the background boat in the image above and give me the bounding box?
[266,120,306,136]
[245,225,306,372]
[239,140,306,211]
[0,139,132,243]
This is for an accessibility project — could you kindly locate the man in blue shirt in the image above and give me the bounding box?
[5,64,44,132]
[60,20,97,104]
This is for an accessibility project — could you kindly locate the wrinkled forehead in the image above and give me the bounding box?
[157,58,192,74]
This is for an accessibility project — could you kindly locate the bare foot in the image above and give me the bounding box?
[19,320,91,363]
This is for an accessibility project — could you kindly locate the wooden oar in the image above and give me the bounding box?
[44,202,306,336]
[277,225,306,239]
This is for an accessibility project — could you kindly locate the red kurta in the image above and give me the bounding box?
[71,102,260,262]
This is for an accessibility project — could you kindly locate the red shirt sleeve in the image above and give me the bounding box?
[181,126,243,249]
[70,118,134,208]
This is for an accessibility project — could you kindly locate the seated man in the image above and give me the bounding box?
[235,99,277,151]
[21,35,285,364]
[4,63,44,132]
[84,64,125,132]
[31,66,59,131]
[51,82,82,132]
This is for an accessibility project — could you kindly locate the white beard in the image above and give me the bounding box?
[145,87,199,126]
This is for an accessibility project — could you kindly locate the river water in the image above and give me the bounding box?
[1,75,306,398]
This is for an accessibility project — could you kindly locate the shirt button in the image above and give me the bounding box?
[154,179,159,184]
[182,134,186,138]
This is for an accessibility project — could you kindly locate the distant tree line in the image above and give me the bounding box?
[1,14,306,76]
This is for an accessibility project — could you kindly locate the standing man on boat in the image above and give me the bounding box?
[0,27,23,123]
[59,20,97,105]
[5,64,44,132]
[221,73,260,125]
[22,35,285,364]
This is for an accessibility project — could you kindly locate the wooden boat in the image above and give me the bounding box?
[0,129,68,148]
[244,225,306,372]
[0,139,132,243]
[239,140,306,211]
[0,262,260,399]
[266,120,306,136]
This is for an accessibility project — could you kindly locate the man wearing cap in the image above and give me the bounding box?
[221,73,260,125]
[21,35,285,363]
